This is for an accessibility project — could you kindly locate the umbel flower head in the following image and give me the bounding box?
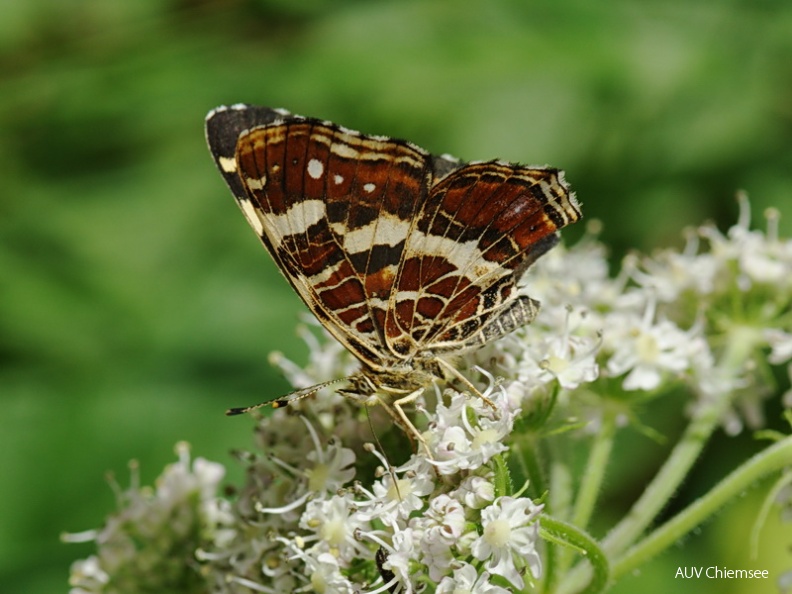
[64,442,226,593]
[67,195,792,593]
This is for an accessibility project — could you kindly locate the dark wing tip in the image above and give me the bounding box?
[205,104,294,202]
[205,104,289,161]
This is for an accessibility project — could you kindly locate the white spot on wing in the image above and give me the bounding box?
[307,159,324,179]
[244,175,266,190]
[334,174,344,185]
[363,183,376,193]
[218,156,237,173]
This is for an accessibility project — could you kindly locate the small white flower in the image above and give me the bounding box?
[157,442,226,505]
[526,307,600,390]
[68,556,109,592]
[734,207,791,286]
[409,495,468,581]
[605,297,704,391]
[539,334,601,390]
[739,238,789,284]
[452,475,495,510]
[527,234,618,310]
[270,318,358,395]
[382,528,418,593]
[304,430,357,494]
[357,460,434,524]
[299,494,373,563]
[429,389,513,475]
[435,562,511,594]
[698,194,792,291]
[306,552,356,594]
[434,425,473,464]
[471,496,544,589]
[422,494,466,543]
[419,537,453,582]
[688,344,734,400]
[431,388,470,430]
[282,547,355,594]
[255,417,357,521]
[633,229,719,301]
[766,329,792,365]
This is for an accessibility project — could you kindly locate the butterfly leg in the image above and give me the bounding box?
[434,357,496,410]
[388,388,434,460]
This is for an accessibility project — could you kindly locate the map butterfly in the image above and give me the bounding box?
[205,104,581,448]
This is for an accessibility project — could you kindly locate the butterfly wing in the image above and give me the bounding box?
[385,159,581,356]
[206,105,432,369]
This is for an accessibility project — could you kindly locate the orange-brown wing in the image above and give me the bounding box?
[206,105,432,369]
[385,160,581,357]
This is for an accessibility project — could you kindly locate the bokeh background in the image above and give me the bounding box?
[2,1,791,593]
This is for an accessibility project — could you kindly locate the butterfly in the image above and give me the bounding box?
[205,104,581,449]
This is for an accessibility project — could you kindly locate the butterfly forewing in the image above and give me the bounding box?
[207,105,445,369]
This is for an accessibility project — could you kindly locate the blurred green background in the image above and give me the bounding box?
[1,1,791,593]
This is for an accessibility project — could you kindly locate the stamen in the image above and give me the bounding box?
[256,490,311,514]
[765,207,780,243]
[736,189,751,230]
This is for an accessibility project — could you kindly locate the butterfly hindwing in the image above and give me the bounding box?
[385,161,580,354]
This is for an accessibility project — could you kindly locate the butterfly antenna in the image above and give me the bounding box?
[225,377,349,416]
[364,406,402,500]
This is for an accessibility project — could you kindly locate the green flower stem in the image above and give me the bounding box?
[513,438,547,500]
[750,470,792,558]
[613,434,792,579]
[573,407,617,531]
[545,458,574,593]
[599,385,729,557]
[540,515,609,594]
[554,408,617,581]
[602,324,762,557]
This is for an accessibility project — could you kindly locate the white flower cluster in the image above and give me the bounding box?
[494,194,792,437]
[193,382,542,594]
[67,195,792,593]
[65,442,226,593]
